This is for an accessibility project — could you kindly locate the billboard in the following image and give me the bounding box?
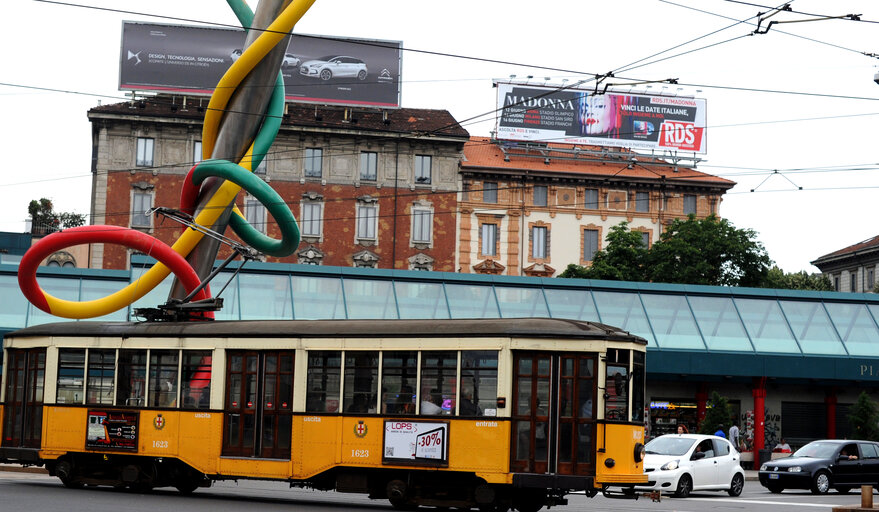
[495,83,707,154]
[120,22,402,108]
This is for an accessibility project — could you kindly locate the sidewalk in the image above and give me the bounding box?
[0,463,47,474]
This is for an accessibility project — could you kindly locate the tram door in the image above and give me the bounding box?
[511,352,595,475]
[2,349,46,449]
[222,351,294,459]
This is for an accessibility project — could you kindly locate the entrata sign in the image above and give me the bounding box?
[495,82,707,154]
[120,22,402,108]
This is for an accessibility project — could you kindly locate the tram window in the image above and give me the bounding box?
[382,351,417,415]
[117,350,146,406]
[306,351,341,413]
[56,349,85,404]
[181,351,212,409]
[605,348,630,421]
[344,351,378,413]
[420,351,456,415]
[86,349,115,405]
[149,350,179,408]
[460,351,498,417]
[632,351,645,422]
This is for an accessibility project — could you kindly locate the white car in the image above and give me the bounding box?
[299,55,368,81]
[282,53,301,69]
[636,434,745,498]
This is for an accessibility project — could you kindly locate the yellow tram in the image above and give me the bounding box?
[0,318,647,511]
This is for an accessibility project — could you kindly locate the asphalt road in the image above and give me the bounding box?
[0,470,872,512]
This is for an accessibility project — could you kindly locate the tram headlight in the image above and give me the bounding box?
[634,443,645,463]
[660,459,679,471]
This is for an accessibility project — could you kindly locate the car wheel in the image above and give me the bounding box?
[766,484,784,494]
[673,474,692,498]
[728,473,744,497]
[320,69,333,81]
[835,486,852,494]
[811,470,831,495]
[357,69,367,81]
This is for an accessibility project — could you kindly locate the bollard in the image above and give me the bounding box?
[861,485,873,509]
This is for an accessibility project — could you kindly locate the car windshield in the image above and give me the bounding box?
[792,442,838,458]
[644,436,696,456]
[318,55,338,61]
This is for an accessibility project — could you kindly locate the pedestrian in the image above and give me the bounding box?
[729,423,740,448]
[714,424,726,438]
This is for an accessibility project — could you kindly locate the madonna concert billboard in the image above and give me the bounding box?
[120,22,402,108]
[495,83,707,154]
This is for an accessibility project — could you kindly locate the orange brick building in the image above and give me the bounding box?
[457,137,735,276]
[88,98,468,271]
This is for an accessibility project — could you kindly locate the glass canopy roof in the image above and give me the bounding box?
[3,261,879,358]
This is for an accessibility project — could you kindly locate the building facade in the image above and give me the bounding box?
[87,97,469,271]
[812,235,879,293]
[457,137,735,277]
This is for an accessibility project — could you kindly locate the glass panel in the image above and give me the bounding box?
[460,351,498,417]
[240,273,292,320]
[544,288,599,322]
[517,379,532,415]
[826,303,879,356]
[420,351,457,415]
[149,350,179,408]
[577,424,593,463]
[27,277,79,326]
[640,293,704,349]
[688,296,753,352]
[0,274,27,328]
[344,352,378,413]
[394,281,450,319]
[291,275,345,319]
[592,291,656,346]
[779,300,846,355]
[445,283,499,319]
[116,350,147,406]
[535,421,548,461]
[181,351,212,409]
[559,423,572,462]
[56,349,85,404]
[80,280,128,321]
[605,364,628,421]
[516,422,531,460]
[496,287,549,318]
[381,351,417,415]
[129,268,173,320]
[86,349,115,405]
[306,351,342,413]
[344,279,397,319]
[735,298,800,353]
[211,271,240,321]
[536,380,549,416]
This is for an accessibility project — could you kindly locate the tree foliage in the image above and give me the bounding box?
[647,214,771,287]
[763,266,833,291]
[698,391,734,436]
[558,222,647,281]
[848,391,879,441]
[28,198,85,234]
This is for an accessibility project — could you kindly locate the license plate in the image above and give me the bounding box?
[769,474,779,480]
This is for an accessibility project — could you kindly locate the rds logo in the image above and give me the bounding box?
[658,121,703,152]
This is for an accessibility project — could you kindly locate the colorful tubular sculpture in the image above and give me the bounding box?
[17,0,313,319]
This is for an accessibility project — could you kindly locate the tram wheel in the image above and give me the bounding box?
[389,498,418,511]
[176,481,199,495]
[60,477,84,489]
[512,491,544,512]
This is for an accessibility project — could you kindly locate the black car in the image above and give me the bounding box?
[758,439,879,494]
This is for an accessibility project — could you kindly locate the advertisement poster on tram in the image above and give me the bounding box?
[383,421,448,464]
[86,411,139,451]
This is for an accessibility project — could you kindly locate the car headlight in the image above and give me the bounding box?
[660,460,679,471]
[760,463,768,471]
[787,466,801,472]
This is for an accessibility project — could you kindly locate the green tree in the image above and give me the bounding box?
[557,222,647,281]
[28,198,85,235]
[848,391,879,441]
[763,266,833,291]
[698,391,735,436]
[647,214,771,287]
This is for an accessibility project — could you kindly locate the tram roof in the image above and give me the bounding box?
[6,318,647,344]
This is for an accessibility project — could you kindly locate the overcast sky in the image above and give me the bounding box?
[2,0,878,273]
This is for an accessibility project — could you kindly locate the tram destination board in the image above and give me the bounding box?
[85,411,139,452]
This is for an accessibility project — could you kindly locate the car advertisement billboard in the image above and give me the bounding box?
[495,82,707,154]
[120,22,402,108]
